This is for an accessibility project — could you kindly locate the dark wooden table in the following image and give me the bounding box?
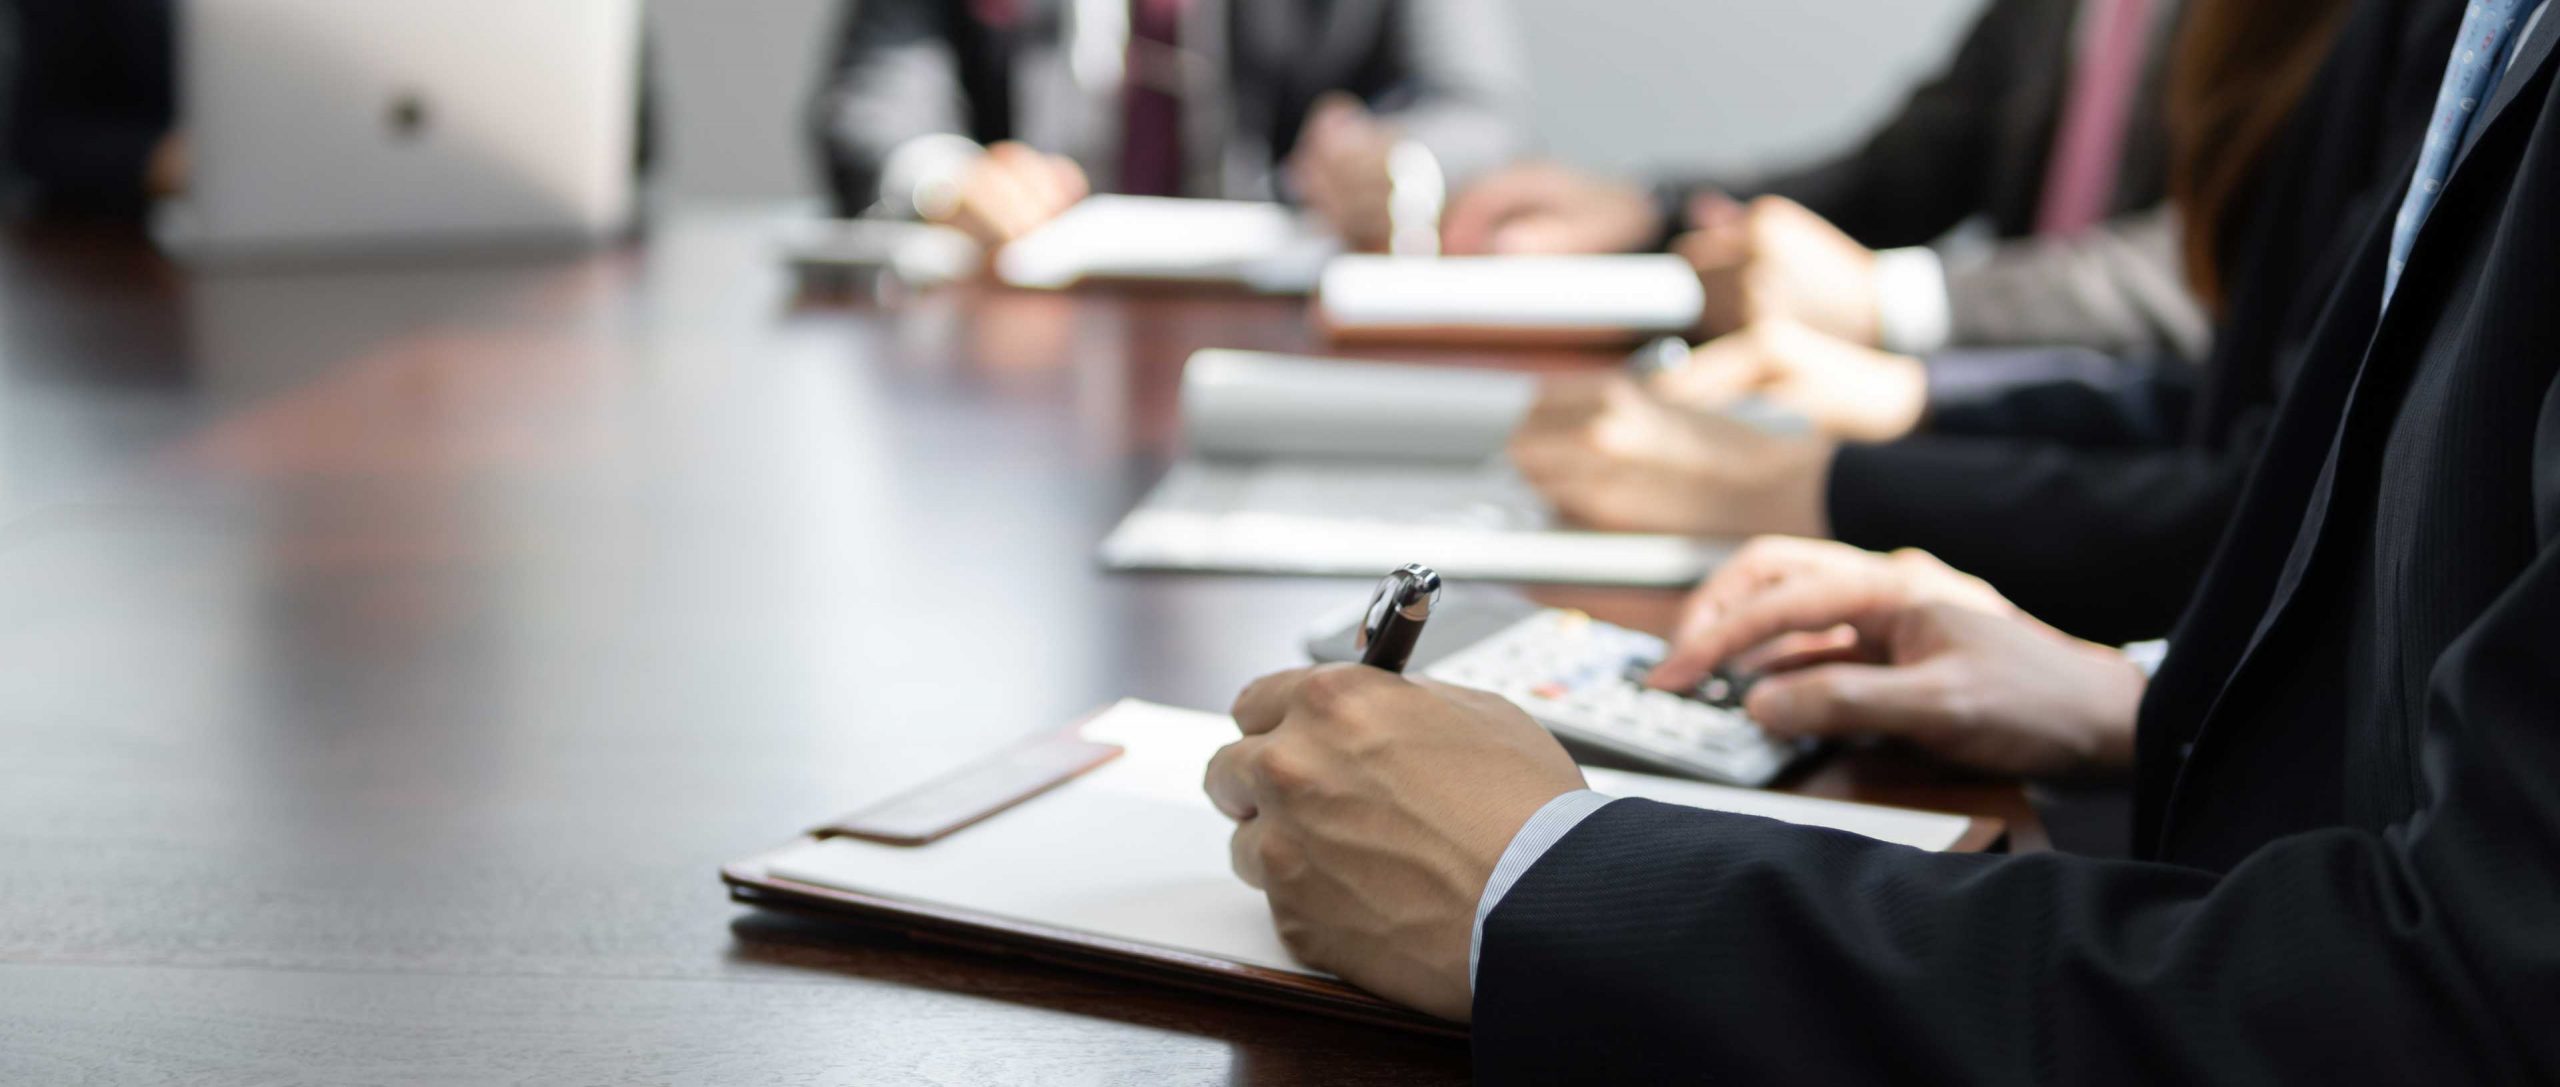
[0,209,2042,1085]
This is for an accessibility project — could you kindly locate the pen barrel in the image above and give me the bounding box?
[1361,616,1426,675]
[1356,563,1441,675]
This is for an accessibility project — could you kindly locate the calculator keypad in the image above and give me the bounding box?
[1424,609,1800,786]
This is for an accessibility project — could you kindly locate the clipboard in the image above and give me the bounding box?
[722,699,2004,1036]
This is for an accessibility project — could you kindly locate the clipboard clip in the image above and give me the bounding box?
[813,723,1125,846]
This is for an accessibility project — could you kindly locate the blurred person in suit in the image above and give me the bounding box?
[1448,0,2207,361]
[1210,2,2560,1074]
[808,0,1529,249]
[3,0,182,219]
[1509,0,2452,645]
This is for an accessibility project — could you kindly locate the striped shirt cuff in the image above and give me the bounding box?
[1471,788,1620,992]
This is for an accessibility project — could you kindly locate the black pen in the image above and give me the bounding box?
[1356,564,1442,674]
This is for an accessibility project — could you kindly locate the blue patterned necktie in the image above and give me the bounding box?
[2386,0,2535,301]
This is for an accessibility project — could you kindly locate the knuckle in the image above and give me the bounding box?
[1250,739,1319,796]
[1733,536,1788,568]
[1272,913,1328,964]
[1931,675,1977,728]
[1254,828,1299,879]
[1789,677,1842,720]
[1299,664,1374,716]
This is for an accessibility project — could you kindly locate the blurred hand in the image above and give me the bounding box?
[146,133,191,199]
[1205,663,1587,1022]
[1440,161,1664,256]
[1509,376,1836,539]
[1287,93,1399,251]
[1677,195,1882,345]
[931,141,1089,247]
[1651,319,1929,443]
[1651,537,2142,778]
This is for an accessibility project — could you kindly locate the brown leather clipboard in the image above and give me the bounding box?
[722,852,1459,1036]
[722,707,2005,1037]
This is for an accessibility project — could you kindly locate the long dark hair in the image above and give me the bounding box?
[2167,0,2352,313]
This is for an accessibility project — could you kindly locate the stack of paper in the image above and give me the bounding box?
[1314,254,1706,343]
[1099,350,1732,586]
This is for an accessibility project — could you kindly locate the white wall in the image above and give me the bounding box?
[646,0,1985,199]
[648,0,845,199]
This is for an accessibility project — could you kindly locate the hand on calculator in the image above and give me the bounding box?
[1426,608,1806,786]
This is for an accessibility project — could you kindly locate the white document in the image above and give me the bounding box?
[1101,459,1728,586]
[1181,348,1538,463]
[763,699,1976,979]
[995,196,1341,294]
[1316,254,1705,335]
[1101,349,1732,586]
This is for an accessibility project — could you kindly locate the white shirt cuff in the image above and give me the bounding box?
[1873,246,1954,355]
[1469,788,1619,992]
[2122,639,2171,678]
[876,133,986,220]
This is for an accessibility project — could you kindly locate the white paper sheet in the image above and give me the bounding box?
[762,699,1977,980]
[1103,349,1733,585]
[994,196,1340,293]
[1317,254,1705,333]
[1098,459,1730,586]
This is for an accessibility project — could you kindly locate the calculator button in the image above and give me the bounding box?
[1420,609,1802,787]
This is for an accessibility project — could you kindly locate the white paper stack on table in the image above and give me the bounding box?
[1314,253,1706,345]
[994,195,1342,294]
[1098,349,1735,586]
[738,699,1984,996]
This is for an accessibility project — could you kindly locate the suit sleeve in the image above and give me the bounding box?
[1921,346,2197,448]
[806,0,974,215]
[1663,0,2032,247]
[1475,547,2560,1084]
[1940,205,2216,361]
[1824,436,2248,645]
[1372,0,1532,185]
[1472,375,2560,1084]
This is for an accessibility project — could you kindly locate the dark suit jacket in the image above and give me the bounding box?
[1700,0,2168,248]
[1676,0,2204,357]
[808,0,1527,215]
[1473,6,2560,1082]
[4,0,173,218]
[1823,0,2459,644]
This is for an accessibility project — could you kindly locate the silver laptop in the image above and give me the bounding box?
[157,0,644,258]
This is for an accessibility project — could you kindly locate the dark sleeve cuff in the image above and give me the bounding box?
[1470,798,2015,1084]
[1919,347,2193,447]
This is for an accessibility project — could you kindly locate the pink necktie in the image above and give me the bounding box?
[969,0,1020,30]
[2035,0,2155,237]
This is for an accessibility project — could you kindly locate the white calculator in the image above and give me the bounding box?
[1306,591,1808,786]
